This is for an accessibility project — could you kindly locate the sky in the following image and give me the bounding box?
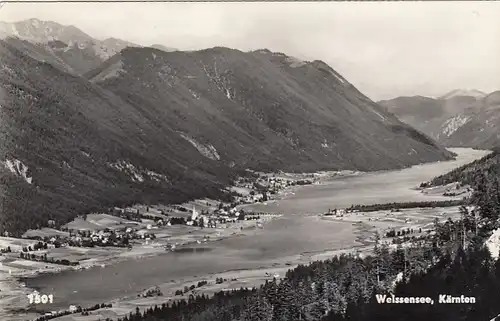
[1,1,499,101]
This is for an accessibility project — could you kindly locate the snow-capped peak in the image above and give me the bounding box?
[439,89,487,100]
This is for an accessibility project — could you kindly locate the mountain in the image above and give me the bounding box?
[0,18,93,44]
[379,90,499,147]
[379,95,445,124]
[439,89,487,100]
[0,40,453,235]
[101,37,140,54]
[150,44,178,52]
[442,91,500,148]
[86,46,453,172]
[0,19,144,74]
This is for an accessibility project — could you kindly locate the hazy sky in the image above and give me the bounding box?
[1,1,499,100]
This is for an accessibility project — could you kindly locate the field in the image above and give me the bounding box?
[0,237,40,251]
[22,228,70,239]
[63,214,142,231]
[321,206,464,239]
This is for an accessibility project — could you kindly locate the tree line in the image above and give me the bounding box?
[348,199,463,213]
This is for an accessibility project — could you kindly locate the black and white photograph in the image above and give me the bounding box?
[0,1,500,320]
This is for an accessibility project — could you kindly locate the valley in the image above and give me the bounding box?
[0,148,489,321]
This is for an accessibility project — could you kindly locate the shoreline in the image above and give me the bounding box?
[0,149,486,320]
[27,219,376,321]
[22,221,375,321]
[0,211,284,320]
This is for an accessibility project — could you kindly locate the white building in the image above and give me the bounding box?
[191,206,199,221]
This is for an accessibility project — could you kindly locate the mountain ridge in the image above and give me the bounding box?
[379,90,500,148]
[0,19,178,75]
[439,88,487,100]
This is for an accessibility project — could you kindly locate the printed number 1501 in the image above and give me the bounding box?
[27,293,54,304]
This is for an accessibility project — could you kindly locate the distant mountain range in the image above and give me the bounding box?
[438,89,487,100]
[0,18,178,75]
[379,89,500,149]
[0,19,454,234]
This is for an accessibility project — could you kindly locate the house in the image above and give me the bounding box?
[69,305,77,313]
[201,216,209,227]
[137,230,149,238]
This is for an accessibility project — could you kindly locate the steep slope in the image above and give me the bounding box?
[379,91,497,147]
[442,91,500,149]
[379,95,445,137]
[2,37,104,75]
[86,46,452,173]
[0,40,236,235]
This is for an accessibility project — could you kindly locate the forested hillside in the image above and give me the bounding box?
[423,149,499,187]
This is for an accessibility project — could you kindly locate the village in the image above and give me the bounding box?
[0,172,315,272]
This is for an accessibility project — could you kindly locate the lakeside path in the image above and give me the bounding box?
[2,148,491,320]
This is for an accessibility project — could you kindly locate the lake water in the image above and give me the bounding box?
[23,148,489,310]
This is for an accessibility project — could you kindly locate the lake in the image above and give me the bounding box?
[23,148,489,310]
